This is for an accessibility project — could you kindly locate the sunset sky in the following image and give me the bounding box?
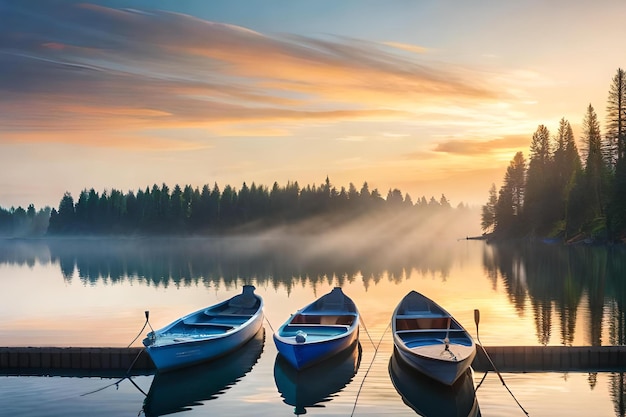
[2,0,626,209]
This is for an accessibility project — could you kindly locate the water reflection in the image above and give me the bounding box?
[611,373,626,417]
[142,327,265,416]
[4,239,626,352]
[484,242,626,347]
[274,341,361,415]
[0,237,462,289]
[388,348,480,417]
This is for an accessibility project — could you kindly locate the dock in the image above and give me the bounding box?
[0,347,153,376]
[472,345,626,372]
[2,345,626,375]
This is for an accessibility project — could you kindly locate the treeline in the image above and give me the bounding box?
[39,177,460,236]
[0,205,51,237]
[482,68,626,242]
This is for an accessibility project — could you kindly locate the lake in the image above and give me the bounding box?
[1,236,626,416]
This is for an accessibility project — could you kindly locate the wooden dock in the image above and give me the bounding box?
[0,347,153,376]
[472,345,626,372]
[2,345,626,375]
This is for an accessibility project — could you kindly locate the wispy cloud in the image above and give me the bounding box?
[0,2,501,148]
[382,41,429,54]
[433,135,529,156]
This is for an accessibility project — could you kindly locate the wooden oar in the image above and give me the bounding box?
[474,309,529,416]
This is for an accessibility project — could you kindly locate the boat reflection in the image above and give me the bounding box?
[142,327,265,416]
[274,340,361,415]
[389,348,480,417]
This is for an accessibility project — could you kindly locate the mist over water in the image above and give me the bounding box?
[0,207,482,288]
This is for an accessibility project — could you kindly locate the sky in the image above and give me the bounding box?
[2,0,626,210]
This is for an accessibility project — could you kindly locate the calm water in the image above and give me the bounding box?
[1,236,626,416]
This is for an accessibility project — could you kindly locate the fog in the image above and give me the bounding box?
[0,206,482,288]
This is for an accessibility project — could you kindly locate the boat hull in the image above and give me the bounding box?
[144,285,264,372]
[273,326,358,370]
[392,290,476,386]
[143,328,265,416]
[389,349,480,417]
[146,312,263,371]
[274,341,361,415]
[273,287,360,370]
[394,341,475,386]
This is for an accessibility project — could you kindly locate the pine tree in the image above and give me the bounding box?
[605,68,626,238]
[525,125,555,234]
[508,151,526,217]
[554,118,581,189]
[494,152,526,236]
[581,104,608,217]
[605,68,626,165]
[481,183,498,232]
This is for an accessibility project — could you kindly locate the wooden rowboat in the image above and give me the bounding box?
[143,285,264,372]
[143,327,265,416]
[392,290,476,386]
[273,287,359,370]
[389,349,480,417]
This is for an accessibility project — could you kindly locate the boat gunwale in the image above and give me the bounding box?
[274,319,358,345]
[391,290,476,385]
[145,292,264,349]
[273,287,360,360]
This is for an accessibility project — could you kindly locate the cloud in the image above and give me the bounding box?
[382,41,429,54]
[1,130,208,151]
[0,1,501,148]
[432,135,529,156]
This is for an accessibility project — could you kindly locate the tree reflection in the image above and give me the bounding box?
[611,373,626,417]
[484,241,626,398]
[483,242,626,348]
[0,236,461,291]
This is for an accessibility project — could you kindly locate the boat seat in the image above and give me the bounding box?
[288,324,349,329]
[182,319,234,330]
[282,324,349,337]
[395,329,466,334]
[396,313,446,319]
[210,313,252,318]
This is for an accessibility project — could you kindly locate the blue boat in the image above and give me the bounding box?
[143,327,265,416]
[273,287,359,370]
[143,285,264,372]
[392,290,476,386]
[274,341,361,415]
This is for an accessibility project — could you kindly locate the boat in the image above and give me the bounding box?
[142,285,264,371]
[142,327,265,416]
[389,348,481,417]
[273,287,359,370]
[392,290,476,386]
[274,341,361,415]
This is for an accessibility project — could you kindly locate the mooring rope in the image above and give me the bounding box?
[79,348,146,397]
[474,369,490,390]
[81,312,152,397]
[349,320,391,417]
[358,315,377,350]
[474,309,529,416]
[264,315,275,334]
[127,311,153,348]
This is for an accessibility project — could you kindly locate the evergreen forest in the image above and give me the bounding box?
[481,68,626,243]
[0,177,462,237]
